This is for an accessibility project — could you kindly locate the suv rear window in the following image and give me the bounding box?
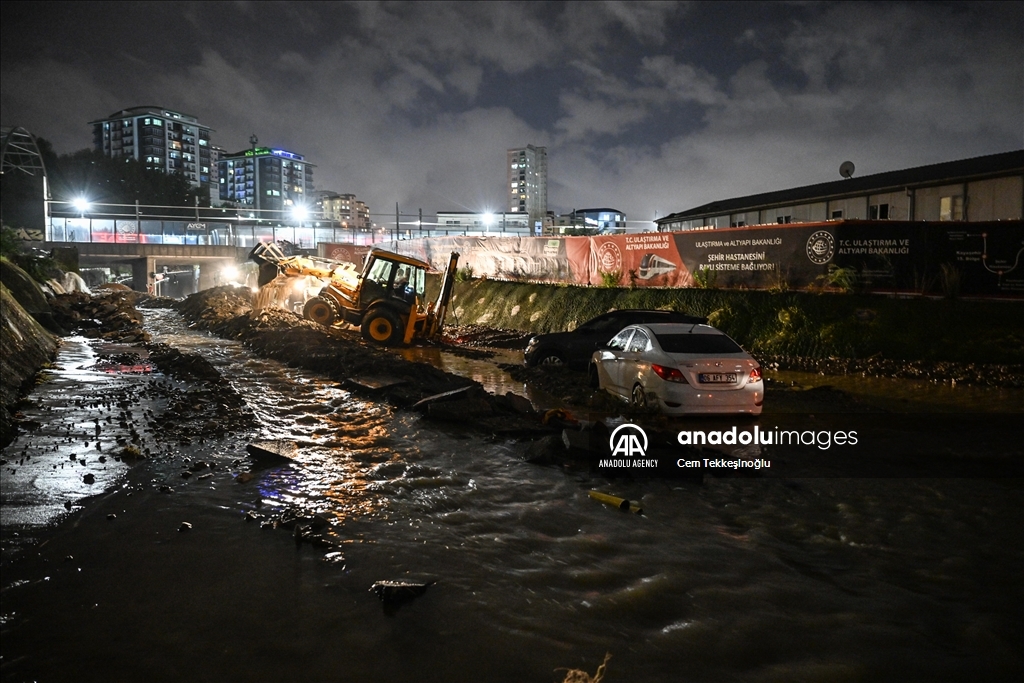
[655,333,743,354]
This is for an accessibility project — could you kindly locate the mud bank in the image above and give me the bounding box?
[0,283,57,447]
[174,287,549,434]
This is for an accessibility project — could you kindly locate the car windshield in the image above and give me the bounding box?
[655,333,743,354]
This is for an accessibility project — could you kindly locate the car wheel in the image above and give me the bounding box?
[537,351,564,366]
[361,308,403,345]
[588,362,601,388]
[303,297,336,326]
[631,383,648,409]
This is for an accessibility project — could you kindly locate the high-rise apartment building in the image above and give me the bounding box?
[89,106,213,189]
[314,191,371,230]
[507,144,547,229]
[217,146,315,214]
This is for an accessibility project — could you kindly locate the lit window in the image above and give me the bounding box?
[939,196,963,221]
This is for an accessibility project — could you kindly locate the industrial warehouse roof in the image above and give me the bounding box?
[660,149,1024,222]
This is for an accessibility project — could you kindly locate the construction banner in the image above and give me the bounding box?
[381,219,1023,297]
[318,243,371,266]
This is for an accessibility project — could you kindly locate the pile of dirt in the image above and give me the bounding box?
[173,287,555,435]
[142,344,256,445]
[49,291,152,343]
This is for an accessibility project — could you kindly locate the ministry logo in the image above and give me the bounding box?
[805,230,835,265]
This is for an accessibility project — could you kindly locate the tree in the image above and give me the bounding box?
[49,149,205,213]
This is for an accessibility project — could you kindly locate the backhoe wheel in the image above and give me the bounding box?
[361,308,403,345]
[303,297,336,326]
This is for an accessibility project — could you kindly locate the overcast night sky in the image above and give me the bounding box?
[2,1,1021,228]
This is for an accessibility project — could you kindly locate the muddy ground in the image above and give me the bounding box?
[172,286,948,422]
[4,289,255,454]
[173,287,554,435]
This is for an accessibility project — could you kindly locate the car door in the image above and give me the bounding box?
[620,327,652,391]
[594,327,634,397]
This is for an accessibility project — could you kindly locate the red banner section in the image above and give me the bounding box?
[378,220,1023,296]
[318,243,371,265]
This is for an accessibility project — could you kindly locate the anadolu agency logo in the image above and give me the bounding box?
[599,424,660,469]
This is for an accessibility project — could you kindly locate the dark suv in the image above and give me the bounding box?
[523,309,707,369]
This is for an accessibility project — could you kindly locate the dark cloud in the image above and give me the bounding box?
[2,1,1020,228]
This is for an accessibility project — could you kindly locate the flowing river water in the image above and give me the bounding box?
[1,308,1022,682]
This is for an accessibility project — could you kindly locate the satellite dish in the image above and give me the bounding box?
[839,161,855,179]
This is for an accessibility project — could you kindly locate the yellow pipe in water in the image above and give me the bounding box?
[588,490,642,514]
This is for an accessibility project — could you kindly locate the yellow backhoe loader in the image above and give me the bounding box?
[249,242,458,346]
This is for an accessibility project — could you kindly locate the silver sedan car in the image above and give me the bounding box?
[590,323,763,415]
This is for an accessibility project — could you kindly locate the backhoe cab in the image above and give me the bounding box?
[250,242,458,346]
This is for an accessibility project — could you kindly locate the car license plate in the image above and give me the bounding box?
[699,373,736,384]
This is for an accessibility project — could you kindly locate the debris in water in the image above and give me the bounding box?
[246,440,299,462]
[411,385,473,409]
[370,580,436,605]
[557,652,611,683]
[345,375,407,392]
[588,490,643,515]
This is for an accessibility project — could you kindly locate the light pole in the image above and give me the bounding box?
[72,197,91,242]
[291,205,308,248]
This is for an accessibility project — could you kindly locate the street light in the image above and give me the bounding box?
[73,196,91,213]
[291,205,309,221]
[483,212,495,235]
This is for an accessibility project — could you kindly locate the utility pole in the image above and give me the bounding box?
[394,202,399,242]
[419,208,423,238]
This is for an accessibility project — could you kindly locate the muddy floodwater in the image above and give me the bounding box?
[2,308,1022,682]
